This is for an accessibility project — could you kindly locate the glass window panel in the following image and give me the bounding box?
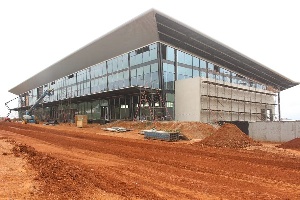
[143,50,150,63]
[123,70,129,79]
[151,71,159,88]
[136,53,142,65]
[219,67,224,73]
[91,79,95,89]
[113,74,118,89]
[166,46,175,61]
[177,50,184,64]
[216,74,222,81]
[131,76,137,86]
[102,63,107,75]
[100,77,106,91]
[186,68,192,78]
[208,63,214,70]
[123,54,128,69]
[123,70,129,87]
[77,73,81,82]
[144,65,150,74]
[90,66,95,79]
[83,70,87,81]
[137,74,143,85]
[200,59,206,69]
[208,72,214,79]
[87,69,91,81]
[200,70,206,78]
[151,63,158,72]
[117,56,123,70]
[107,61,113,73]
[130,54,135,66]
[193,57,199,67]
[163,63,168,72]
[108,75,113,89]
[94,64,100,78]
[113,58,118,72]
[224,69,230,75]
[131,68,136,77]
[163,64,175,90]
[150,48,157,60]
[137,67,143,77]
[144,73,151,86]
[184,53,192,66]
[131,68,137,86]
[149,43,157,50]
[177,65,183,80]
[193,69,200,77]
[167,63,174,73]
[231,73,238,84]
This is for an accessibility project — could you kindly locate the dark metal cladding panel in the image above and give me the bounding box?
[9,10,159,95]
[155,13,298,91]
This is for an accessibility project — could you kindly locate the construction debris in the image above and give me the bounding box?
[103,120,216,140]
[144,129,179,142]
[102,127,129,132]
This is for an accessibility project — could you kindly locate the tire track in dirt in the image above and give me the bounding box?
[1,122,300,199]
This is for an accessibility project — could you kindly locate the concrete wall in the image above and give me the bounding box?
[175,77,201,121]
[249,121,300,142]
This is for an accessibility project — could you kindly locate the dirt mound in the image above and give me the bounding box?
[277,138,300,151]
[103,121,216,140]
[12,143,91,199]
[11,142,157,200]
[198,123,258,148]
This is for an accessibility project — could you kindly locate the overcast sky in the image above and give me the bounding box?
[0,0,299,120]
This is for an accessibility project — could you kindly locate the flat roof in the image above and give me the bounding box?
[9,9,298,95]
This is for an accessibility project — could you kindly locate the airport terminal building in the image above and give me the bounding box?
[9,9,298,123]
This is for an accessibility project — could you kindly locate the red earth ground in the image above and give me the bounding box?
[0,121,300,200]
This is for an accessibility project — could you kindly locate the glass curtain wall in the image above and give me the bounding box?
[20,41,271,122]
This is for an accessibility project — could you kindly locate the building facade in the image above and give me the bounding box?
[9,9,298,123]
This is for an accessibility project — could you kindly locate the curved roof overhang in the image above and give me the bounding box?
[9,9,298,95]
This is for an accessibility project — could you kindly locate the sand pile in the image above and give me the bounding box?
[277,138,300,151]
[198,123,258,148]
[102,120,216,140]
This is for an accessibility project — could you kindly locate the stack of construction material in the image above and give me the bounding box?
[75,115,88,128]
[102,127,128,132]
[144,129,179,142]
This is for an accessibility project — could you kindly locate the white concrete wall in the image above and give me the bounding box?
[249,121,300,142]
[175,77,201,121]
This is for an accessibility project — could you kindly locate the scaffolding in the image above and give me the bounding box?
[133,87,172,121]
[200,77,277,123]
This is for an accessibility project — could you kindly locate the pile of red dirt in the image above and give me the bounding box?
[103,120,216,140]
[12,143,94,199]
[277,138,300,151]
[197,123,259,148]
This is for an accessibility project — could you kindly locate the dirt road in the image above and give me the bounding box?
[1,122,300,199]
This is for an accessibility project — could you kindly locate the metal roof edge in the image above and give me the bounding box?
[153,10,298,86]
[9,8,159,95]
